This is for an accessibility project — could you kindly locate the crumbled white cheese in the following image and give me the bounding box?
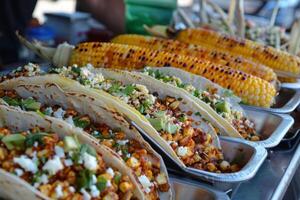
[64,159,73,167]
[14,168,24,176]
[106,180,112,188]
[117,150,123,156]
[55,184,64,198]
[177,146,188,157]
[106,168,115,177]
[39,174,49,184]
[69,186,75,193]
[92,175,97,184]
[13,155,38,173]
[33,182,40,188]
[33,142,39,148]
[117,140,129,145]
[83,152,98,171]
[53,108,66,119]
[138,175,152,193]
[90,185,100,197]
[43,156,64,174]
[55,146,65,158]
[80,188,91,200]
[44,107,53,115]
[65,116,74,126]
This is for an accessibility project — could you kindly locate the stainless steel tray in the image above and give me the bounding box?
[281,79,300,89]
[244,107,294,148]
[243,88,300,113]
[232,130,300,200]
[169,174,230,200]
[133,120,267,183]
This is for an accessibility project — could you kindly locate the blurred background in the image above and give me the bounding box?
[1,0,300,66]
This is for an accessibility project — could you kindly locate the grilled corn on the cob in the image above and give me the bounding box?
[69,42,276,107]
[176,28,300,78]
[112,34,277,83]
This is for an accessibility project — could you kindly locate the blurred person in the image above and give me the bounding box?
[0,0,37,66]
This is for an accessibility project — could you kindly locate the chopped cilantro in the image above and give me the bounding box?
[122,85,136,95]
[76,169,93,189]
[73,116,90,129]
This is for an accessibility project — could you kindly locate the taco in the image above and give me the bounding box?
[140,67,260,141]
[0,79,171,199]
[0,64,240,174]
[0,104,143,200]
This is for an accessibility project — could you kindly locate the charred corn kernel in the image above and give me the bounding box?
[156,173,167,185]
[119,182,133,193]
[207,162,217,172]
[251,135,260,141]
[69,42,276,107]
[0,147,7,161]
[183,127,194,137]
[145,170,153,180]
[99,173,113,180]
[204,134,212,145]
[112,34,277,82]
[177,28,300,77]
[39,184,52,196]
[126,157,140,168]
[278,77,298,83]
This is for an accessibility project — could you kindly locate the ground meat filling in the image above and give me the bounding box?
[0,89,169,199]
[0,127,134,200]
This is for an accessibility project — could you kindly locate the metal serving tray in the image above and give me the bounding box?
[281,79,300,89]
[243,88,300,113]
[244,107,294,148]
[132,120,267,183]
[169,174,230,200]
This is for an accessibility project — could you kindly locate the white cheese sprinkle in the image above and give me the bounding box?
[83,152,98,171]
[92,175,97,184]
[55,146,65,158]
[64,159,73,167]
[80,188,91,200]
[33,142,39,148]
[69,186,75,193]
[40,174,49,184]
[44,107,53,115]
[53,108,66,119]
[43,156,64,174]
[177,146,188,157]
[14,168,24,176]
[55,184,64,198]
[90,185,100,198]
[138,175,152,193]
[106,167,115,177]
[13,155,38,173]
[117,140,129,145]
[106,180,112,188]
[65,116,74,126]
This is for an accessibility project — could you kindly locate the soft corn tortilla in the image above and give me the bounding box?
[137,67,246,138]
[0,73,223,170]
[0,81,172,200]
[0,105,144,200]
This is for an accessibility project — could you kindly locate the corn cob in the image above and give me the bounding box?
[69,42,276,107]
[177,28,300,78]
[112,34,277,83]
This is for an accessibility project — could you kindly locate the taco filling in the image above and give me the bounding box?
[0,126,135,200]
[47,65,239,173]
[142,68,259,141]
[0,89,169,199]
